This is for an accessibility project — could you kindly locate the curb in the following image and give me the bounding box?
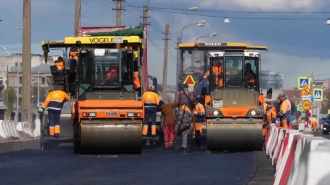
[0,138,39,154]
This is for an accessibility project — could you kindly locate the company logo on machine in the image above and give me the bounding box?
[104,112,119,116]
[89,37,111,43]
[228,112,242,116]
[199,42,227,47]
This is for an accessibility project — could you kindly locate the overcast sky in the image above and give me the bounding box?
[1,0,330,89]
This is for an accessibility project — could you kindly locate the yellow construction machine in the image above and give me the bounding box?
[178,42,272,151]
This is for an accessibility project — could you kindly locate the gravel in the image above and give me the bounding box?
[18,131,33,140]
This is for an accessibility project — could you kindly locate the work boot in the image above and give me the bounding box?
[54,133,60,138]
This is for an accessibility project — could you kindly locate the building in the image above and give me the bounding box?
[6,63,52,112]
[283,88,302,104]
[259,70,283,89]
[0,54,61,91]
[323,79,330,90]
[313,80,325,89]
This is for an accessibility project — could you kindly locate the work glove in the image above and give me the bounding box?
[193,111,197,115]
[43,109,48,116]
[37,107,45,113]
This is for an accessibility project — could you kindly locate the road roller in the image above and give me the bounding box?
[41,33,149,154]
[178,42,271,151]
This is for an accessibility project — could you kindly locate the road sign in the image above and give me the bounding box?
[302,100,312,111]
[183,75,196,86]
[297,76,310,90]
[313,88,323,102]
[300,84,311,95]
[301,95,312,101]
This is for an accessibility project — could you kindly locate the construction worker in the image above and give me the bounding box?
[37,86,70,138]
[296,111,301,124]
[101,67,119,85]
[176,84,195,110]
[244,63,256,88]
[191,98,205,150]
[312,116,317,131]
[175,102,193,153]
[262,100,276,138]
[203,59,223,87]
[159,100,179,149]
[142,86,160,137]
[133,71,141,90]
[277,93,291,129]
[54,56,65,70]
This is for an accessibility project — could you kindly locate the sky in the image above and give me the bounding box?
[1,0,330,89]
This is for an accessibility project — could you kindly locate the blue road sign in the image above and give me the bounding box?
[313,88,323,102]
[298,76,310,90]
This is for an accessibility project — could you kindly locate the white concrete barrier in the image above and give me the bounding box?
[33,119,41,137]
[0,119,40,139]
[306,142,330,185]
[288,137,330,185]
[16,122,33,137]
[0,120,19,139]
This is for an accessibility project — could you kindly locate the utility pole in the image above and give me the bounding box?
[141,5,149,94]
[113,0,125,49]
[74,0,81,36]
[162,24,170,102]
[22,0,31,123]
[176,36,182,94]
[113,0,125,26]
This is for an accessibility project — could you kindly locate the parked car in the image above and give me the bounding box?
[322,115,330,135]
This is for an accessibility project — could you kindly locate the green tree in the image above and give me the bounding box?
[2,88,17,111]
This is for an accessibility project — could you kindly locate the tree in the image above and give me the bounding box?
[2,88,17,112]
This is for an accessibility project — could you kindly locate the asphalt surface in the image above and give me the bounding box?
[0,138,255,185]
[1,128,328,185]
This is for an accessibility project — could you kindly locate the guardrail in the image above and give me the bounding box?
[265,123,330,185]
[0,119,41,141]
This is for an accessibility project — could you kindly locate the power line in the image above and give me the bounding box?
[127,5,330,14]
[148,37,163,50]
[82,0,116,23]
[147,9,329,20]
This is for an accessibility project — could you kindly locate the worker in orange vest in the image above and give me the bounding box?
[278,93,291,129]
[203,60,223,87]
[191,98,205,150]
[142,86,160,137]
[54,56,66,70]
[244,63,256,88]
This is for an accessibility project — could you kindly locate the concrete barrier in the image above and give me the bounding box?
[0,120,19,139]
[0,139,39,154]
[265,124,330,185]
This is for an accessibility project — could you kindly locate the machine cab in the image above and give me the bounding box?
[206,51,260,92]
[76,48,138,100]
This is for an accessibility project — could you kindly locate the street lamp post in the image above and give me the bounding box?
[195,32,218,42]
[162,6,198,103]
[15,26,22,123]
[176,20,206,95]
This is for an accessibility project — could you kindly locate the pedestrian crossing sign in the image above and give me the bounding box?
[313,88,323,102]
[297,76,310,90]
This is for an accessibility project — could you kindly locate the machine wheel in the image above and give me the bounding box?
[73,120,81,154]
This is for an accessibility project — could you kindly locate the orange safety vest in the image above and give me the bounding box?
[204,66,223,86]
[133,71,141,89]
[55,61,65,70]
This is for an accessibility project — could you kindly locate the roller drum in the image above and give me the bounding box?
[207,124,263,151]
[80,121,142,154]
